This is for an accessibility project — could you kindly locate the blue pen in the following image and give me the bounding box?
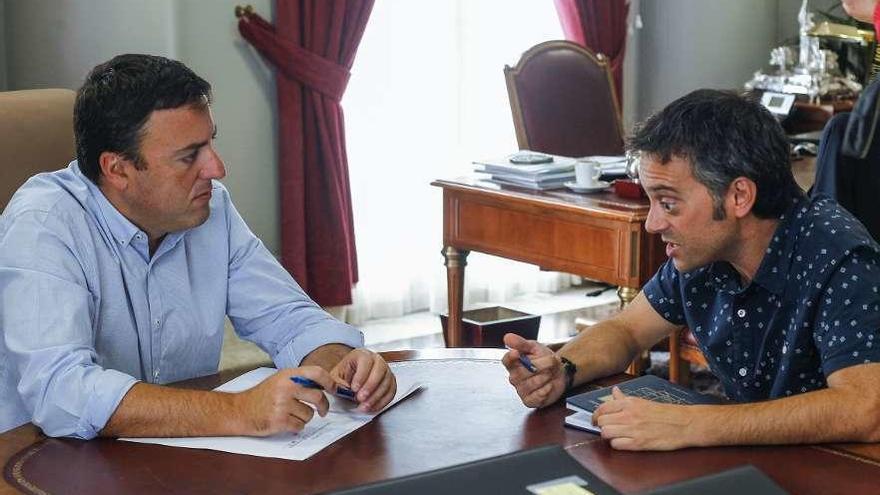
[291,376,358,401]
[519,355,537,373]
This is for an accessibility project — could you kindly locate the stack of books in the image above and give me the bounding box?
[473,151,627,190]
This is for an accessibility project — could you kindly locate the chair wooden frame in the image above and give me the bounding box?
[504,40,625,153]
[668,328,709,386]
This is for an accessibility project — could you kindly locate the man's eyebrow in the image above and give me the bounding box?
[174,126,217,155]
[645,185,680,195]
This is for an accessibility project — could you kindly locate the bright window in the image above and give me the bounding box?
[344,0,566,323]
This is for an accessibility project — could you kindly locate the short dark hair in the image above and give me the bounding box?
[628,89,803,219]
[74,54,212,184]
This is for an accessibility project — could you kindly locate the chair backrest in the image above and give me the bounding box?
[812,77,880,243]
[0,89,76,211]
[504,40,624,157]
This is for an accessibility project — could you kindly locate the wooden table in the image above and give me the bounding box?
[432,178,666,348]
[3,349,880,494]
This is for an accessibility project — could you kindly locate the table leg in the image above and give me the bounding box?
[618,286,649,375]
[617,286,638,309]
[442,246,469,347]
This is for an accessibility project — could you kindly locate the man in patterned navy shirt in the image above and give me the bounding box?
[503,89,880,450]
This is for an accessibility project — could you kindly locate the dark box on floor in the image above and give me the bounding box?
[439,306,540,347]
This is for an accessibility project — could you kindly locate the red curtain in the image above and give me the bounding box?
[554,0,629,106]
[238,1,374,306]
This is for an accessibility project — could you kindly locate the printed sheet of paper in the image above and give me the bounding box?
[120,363,422,460]
[564,407,599,434]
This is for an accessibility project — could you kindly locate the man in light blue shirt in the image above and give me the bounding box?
[0,54,396,438]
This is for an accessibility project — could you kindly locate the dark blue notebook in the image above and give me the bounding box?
[567,375,722,414]
[565,375,723,433]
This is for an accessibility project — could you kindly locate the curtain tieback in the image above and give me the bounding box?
[238,12,350,101]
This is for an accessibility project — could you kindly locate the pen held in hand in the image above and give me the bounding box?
[519,355,538,373]
[291,376,358,401]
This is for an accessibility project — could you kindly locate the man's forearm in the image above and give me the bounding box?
[690,387,880,447]
[99,383,245,438]
[558,320,642,387]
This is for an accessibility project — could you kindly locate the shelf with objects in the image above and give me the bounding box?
[745,0,876,135]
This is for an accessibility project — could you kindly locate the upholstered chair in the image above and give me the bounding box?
[0,89,76,211]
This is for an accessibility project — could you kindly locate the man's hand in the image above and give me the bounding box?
[842,0,878,22]
[233,366,335,436]
[592,387,698,451]
[502,333,566,408]
[330,348,396,413]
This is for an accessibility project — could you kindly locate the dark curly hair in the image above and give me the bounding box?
[74,54,212,184]
[628,89,803,220]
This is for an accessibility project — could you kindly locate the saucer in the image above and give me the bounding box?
[564,181,611,193]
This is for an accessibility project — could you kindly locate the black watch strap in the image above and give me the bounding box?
[560,356,577,391]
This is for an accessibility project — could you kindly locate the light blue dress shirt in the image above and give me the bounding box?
[0,162,363,438]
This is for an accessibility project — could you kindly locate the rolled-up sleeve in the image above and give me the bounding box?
[221,189,363,369]
[0,210,138,438]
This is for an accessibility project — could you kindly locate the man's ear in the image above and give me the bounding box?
[98,151,130,191]
[726,177,757,219]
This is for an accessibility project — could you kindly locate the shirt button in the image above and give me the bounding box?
[739,367,748,377]
[737,309,746,318]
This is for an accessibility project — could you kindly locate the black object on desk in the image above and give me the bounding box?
[644,465,788,494]
[327,444,621,495]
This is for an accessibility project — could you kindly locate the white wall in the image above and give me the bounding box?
[622,0,641,131]
[633,0,780,121]
[2,0,280,252]
[0,0,6,91]
[173,1,279,253]
[4,0,176,89]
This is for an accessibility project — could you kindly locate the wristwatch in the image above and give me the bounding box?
[560,356,577,392]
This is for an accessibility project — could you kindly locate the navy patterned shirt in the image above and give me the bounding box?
[643,196,880,402]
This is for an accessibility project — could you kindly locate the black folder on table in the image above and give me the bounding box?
[643,465,788,494]
[325,444,621,495]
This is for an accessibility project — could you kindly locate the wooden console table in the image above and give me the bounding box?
[432,178,666,348]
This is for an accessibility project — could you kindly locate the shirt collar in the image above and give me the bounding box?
[750,196,808,295]
[75,162,189,261]
[707,196,807,296]
[74,162,142,247]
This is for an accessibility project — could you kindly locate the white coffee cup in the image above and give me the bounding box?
[575,160,602,186]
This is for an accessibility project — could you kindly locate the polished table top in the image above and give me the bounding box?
[3,348,880,494]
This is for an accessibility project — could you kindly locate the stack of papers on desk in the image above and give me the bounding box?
[474,153,574,190]
[473,152,628,190]
[120,365,422,460]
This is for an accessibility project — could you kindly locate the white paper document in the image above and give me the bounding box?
[120,364,422,460]
[564,405,600,434]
